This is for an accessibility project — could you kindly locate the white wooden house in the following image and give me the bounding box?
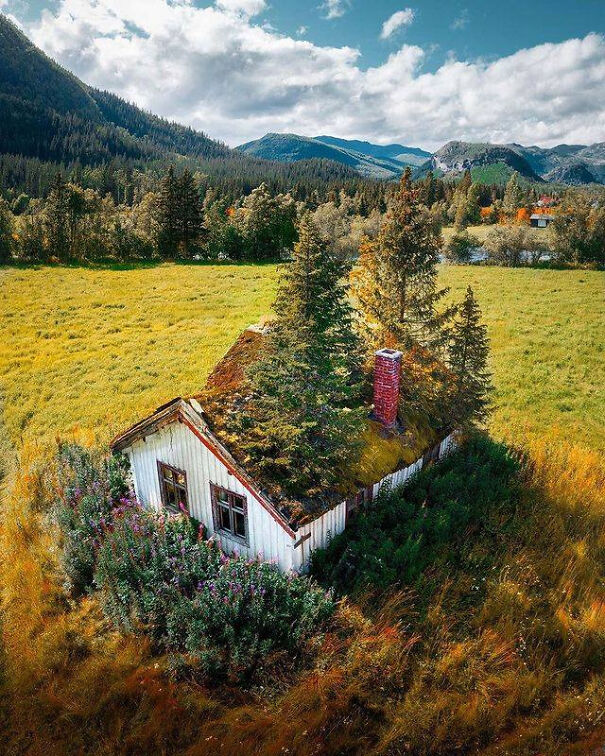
[111,327,458,572]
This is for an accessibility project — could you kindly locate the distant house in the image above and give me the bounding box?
[530,213,555,228]
[112,328,457,572]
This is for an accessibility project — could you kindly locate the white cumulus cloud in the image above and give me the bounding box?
[320,0,349,21]
[381,8,415,39]
[19,1,605,150]
[215,0,266,17]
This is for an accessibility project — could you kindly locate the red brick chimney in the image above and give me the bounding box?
[373,348,402,428]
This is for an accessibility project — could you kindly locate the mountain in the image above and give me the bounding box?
[508,142,605,184]
[313,136,430,167]
[418,141,542,183]
[416,139,605,185]
[0,14,362,197]
[237,133,429,179]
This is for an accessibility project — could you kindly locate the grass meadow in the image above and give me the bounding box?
[0,263,602,451]
[0,262,604,754]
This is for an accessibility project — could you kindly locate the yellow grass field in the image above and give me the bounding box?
[0,263,603,453]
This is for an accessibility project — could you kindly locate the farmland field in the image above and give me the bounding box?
[0,264,603,453]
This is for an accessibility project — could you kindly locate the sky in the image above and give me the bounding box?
[2,0,605,150]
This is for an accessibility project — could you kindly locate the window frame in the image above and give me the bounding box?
[210,483,249,546]
[157,461,189,514]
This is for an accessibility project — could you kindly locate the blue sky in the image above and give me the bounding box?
[4,0,605,148]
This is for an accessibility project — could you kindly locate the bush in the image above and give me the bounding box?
[312,435,520,595]
[94,507,334,680]
[55,443,131,595]
[484,225,550,266]
[444,230,481,264]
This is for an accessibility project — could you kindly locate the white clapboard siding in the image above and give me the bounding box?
[291,500,347,573]
[127,422,294,572]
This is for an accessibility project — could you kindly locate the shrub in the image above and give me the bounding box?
[312,434,520,595]
[94,509,222,638]
[94,507,334,680]
[444,230,481,264]
[55,443,131,595]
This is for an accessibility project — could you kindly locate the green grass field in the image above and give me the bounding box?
[0,264,602,453]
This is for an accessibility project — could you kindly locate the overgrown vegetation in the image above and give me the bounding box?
[312,434,519,593]
[54,443,334,682]
[2,433,604,753]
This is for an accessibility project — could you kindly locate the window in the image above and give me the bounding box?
[157,461,189,513]
[210,483,248,543]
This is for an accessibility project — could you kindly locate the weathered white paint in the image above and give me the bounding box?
[292,500,347,573]
[127,421,295,571]
[126,416,459,574]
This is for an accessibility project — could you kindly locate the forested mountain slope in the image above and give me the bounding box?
[0,14,363,197]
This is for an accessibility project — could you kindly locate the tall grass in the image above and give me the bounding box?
[0,262,603,752]
[1,435,604,754]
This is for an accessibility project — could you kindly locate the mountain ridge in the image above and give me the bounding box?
[237,133,429,180]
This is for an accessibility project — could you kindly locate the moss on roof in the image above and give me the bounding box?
[192,326,442,526]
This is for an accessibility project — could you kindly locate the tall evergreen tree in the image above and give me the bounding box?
[503,171,524,215]
[235,214,365,500]
[447,286,491,426]
[177,168,202,257]
[353,168,453,350]
[0,198,14,263]
[44,174,71,260]
[156,166,179,257]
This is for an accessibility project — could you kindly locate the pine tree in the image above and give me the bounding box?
[156,166,179,257]
[44,174,71,260]
[0,199,14,263]
[447,286,491,426]
[235,214,365,500]
[353,168,453,350]
[177,168,202,257]
[503,171,524,216]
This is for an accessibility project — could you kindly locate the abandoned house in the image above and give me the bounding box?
[111,327,458,572]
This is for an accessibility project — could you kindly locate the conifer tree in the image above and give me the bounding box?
[0,198,14,263]
[447,286,491,426]
[236,214,365,500]
[156,166,179,257]
[44,174,71,260]
[503,171,524,215]
[353,167,453,350]
[177,168,202,257]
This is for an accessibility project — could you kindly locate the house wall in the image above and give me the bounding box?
[127,425,459,575]
[126,421,295,571]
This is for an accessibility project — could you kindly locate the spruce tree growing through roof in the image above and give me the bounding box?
[446,286,492,427]
[237,214,365,501]
[353,167,454,351]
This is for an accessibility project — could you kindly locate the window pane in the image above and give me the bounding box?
[234,511,246,539]
[176,472,186,485]
[176,487,188,510]
[217,488,229,504]
[163,467,174,481]
[231,495,245,513]
[219,505,231,531]
[165,484,178,510]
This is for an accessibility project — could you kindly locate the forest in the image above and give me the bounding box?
[0,164,603,267]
